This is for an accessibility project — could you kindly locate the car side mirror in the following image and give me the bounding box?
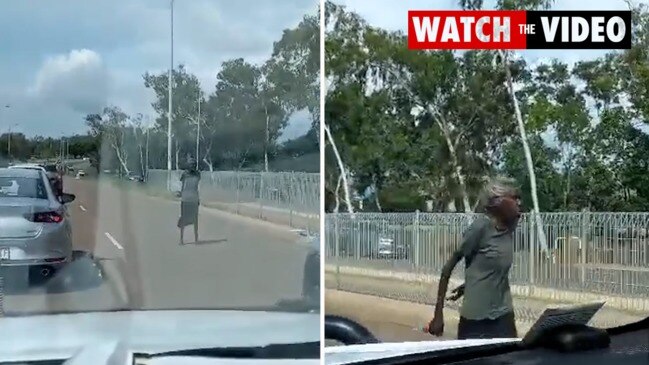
[60,193,75,204]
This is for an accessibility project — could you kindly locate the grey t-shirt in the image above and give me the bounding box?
[457,215,514,320]
[180,171,201,202]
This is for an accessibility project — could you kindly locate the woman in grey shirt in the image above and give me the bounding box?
[177,159,201,244]
[426,179,521,339]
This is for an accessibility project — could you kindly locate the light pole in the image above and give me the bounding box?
[196,90,200,170]
[167,0,174,189]
[145,126,150,179]
[60,137,65,166]
[7,123,17,159]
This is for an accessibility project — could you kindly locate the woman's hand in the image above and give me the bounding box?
[447,284,465,301]
[425,315,444,337]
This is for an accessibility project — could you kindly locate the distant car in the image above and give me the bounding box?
[127,172,144,182]
[0,168,75,280]
[77,170,86,177]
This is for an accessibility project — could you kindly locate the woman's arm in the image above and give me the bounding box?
[432,218,486,317]
[433,251,462,316]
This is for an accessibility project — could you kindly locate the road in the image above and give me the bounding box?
[324,270,646,343]
[2,177,313,315]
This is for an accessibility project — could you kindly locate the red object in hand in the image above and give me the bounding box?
[24,211,64,223]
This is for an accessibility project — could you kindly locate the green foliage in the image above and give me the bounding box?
[325,1,649,213]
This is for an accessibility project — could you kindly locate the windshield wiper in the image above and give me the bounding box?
[137,341,320,359]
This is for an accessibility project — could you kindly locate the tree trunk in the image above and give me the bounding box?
[432,114,472,213]
[174,139,179,170]
[112,142,130,176]
[325,123,354,214]
[500,50,548,254]
[372,175,382,212]
[334,174,342,213]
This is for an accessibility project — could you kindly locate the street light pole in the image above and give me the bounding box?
[7,128,11,159]
[196,90,200,170]
[145,127,150,179]
[60,138,65,167]
[6,123,17,160]
[167,0,174,189]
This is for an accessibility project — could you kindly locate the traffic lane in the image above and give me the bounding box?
[81,179,313,310]
[2,178,314,315]
[125,184,311,309]
[65,177,98,254]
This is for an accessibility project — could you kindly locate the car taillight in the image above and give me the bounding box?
[24,211,64,223]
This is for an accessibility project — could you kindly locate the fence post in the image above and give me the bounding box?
[528,213,536,286]
[414,210,420,269]
[335,214,341,290]
[288,172,294,227]
[580,211,590,285]
[259,172,265,219]
[236,171,241,215]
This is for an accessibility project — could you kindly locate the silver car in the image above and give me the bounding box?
[0,168,75,274]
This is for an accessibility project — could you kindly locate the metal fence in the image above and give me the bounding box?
[325,212,649,300]
[143,170,320,228]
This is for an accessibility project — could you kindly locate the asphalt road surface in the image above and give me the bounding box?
[1,177,313,315]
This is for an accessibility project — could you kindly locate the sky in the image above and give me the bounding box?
[0,0,316,140]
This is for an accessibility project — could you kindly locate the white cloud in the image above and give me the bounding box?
[0,0,317,137]
[30,49,109,114]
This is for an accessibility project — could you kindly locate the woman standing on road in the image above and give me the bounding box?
[177,158,201,245]
[425,178,521,340]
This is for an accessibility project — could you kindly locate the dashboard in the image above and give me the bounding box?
[453,326,649,365]
[324,315,649,365]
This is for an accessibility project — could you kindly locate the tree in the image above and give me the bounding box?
[266,10,320,138]
[143,64,203,169]
[86,106,131,175]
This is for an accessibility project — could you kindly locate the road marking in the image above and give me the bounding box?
[104,232,124,250]
[79,205,87,212]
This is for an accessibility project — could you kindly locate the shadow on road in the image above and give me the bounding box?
[0,251,105,295]
[191,238,228,245]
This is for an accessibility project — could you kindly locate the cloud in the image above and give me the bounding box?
[0,0,317,137]
[30,49,109,114]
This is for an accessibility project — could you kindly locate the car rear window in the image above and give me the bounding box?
[0,177,48,199]
[43,165,58,172]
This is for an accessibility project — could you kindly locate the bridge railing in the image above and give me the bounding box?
[144,170,320,231]
[325,212,649,299]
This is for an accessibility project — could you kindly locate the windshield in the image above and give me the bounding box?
[0,176,48,199]
[0,0,320,350]
[323,0,649,345]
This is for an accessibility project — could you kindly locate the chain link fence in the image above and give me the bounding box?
[143,170,320,231]
[325,212,649,326]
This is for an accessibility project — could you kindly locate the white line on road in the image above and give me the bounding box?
[104,232,124,250]
[79,205,87,212]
